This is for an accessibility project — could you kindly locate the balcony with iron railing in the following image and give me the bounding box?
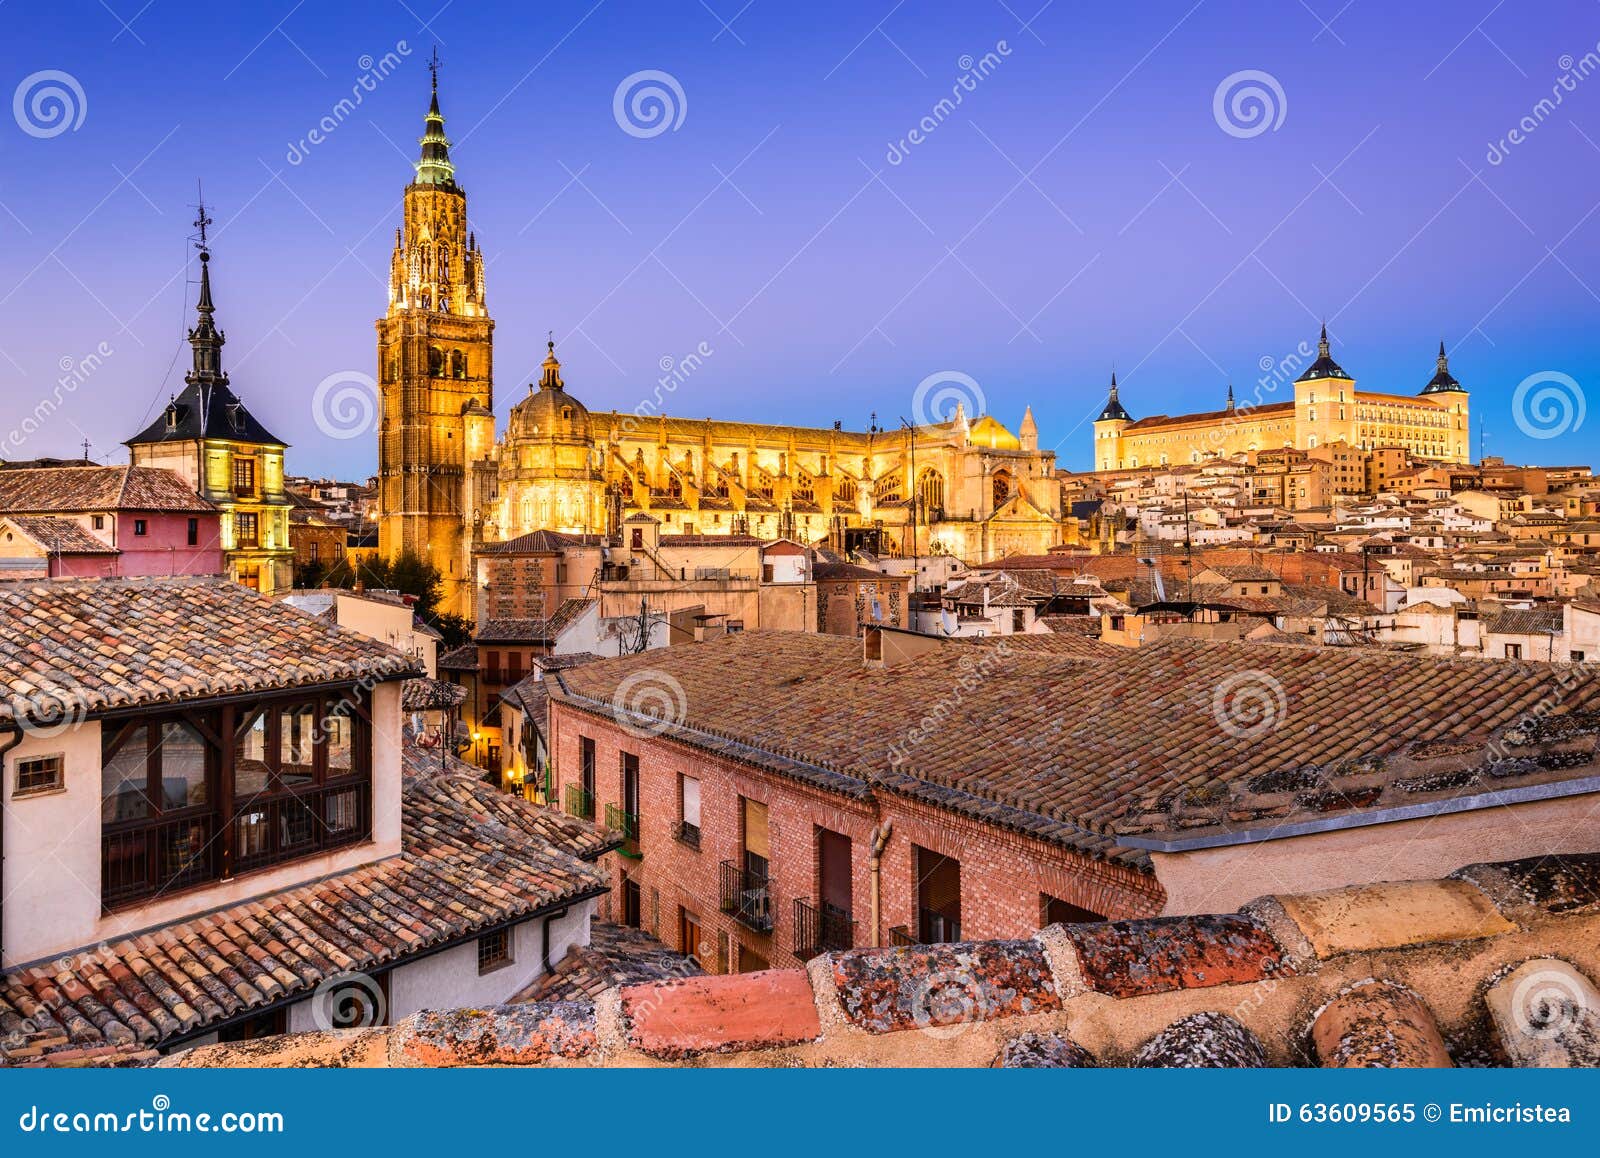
[719,860,772,933]
[565,784,595,821]
[101,780,370,910]
[676,820,701,850]
[888,925,918,947]
[605,803,641,857]
[793,897,854,959]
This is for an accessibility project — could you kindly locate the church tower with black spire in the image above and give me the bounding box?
[376,54,495,616]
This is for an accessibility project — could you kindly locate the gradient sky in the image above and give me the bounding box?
[7,0,1600,476]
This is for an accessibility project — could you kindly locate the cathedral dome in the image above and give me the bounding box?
[507,342,593,443]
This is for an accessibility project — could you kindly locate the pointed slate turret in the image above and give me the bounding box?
[1295,323,1352,383]
[126,207,283,447]
[1098,372,1131,421]
[1421,341,1466,394]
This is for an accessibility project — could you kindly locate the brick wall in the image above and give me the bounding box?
[482,556,553,620]
[549,700,1164,972]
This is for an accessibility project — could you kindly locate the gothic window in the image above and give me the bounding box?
[991,468,1013,509]
[428,346,444,377]
[876,473,901,504]
[917,468,944,516]
[794,472,815,502]
[836,477,856,503]
[451,350,467,379]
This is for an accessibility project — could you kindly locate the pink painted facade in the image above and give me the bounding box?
[109,510,224,578]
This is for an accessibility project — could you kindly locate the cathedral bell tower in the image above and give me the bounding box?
[376,54,494,616]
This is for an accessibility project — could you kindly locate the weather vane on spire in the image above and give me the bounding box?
[429,46,441,90]
[193,180,213,253]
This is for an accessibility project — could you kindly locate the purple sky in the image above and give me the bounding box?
[6,0,1600,475]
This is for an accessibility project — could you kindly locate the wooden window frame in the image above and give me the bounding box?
[99,689,373,911]
[476,928,513,975]
[13,753,65,798]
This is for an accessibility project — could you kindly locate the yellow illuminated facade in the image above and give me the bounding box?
[376,80,1068,616]
[1093,330,1471,471]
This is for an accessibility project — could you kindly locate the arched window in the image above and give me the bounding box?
[427,346,444,377]
[992,468,1012,509]
[794,472,815,502]
[917,467,944,516]
[876,472,901,503]
[451,350,467,379]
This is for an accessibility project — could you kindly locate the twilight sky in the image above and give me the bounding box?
[6,0,1600,476]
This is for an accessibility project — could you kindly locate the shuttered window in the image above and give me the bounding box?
[681,776,701,827]
[742,797,769,859]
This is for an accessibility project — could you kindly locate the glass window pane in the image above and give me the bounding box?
[278,705,318,786]
[158,721,208,810]
[102,725,151,823]
[235,711,271,798]
[325,706,354,778]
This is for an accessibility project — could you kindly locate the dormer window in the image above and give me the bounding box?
[165,406,179,432]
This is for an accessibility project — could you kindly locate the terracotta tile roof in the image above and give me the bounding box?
[549,632,1600,865]
[477,599,595,644]
[401,677,468,712]
[1484,608,1564,637]
[0,578,419,728]
[814,562,888,581]
[2,516,117,555]
[157,853,1600,1070]
[0,465,214,514]
[438,645,479,671]
[0,766,610,1064]
[401,749,620,859]
[477,530,604,554]
[967,632,1121,659]
[512,922,703,1003]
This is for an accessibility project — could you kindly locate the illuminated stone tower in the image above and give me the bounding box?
[376,58,494,615]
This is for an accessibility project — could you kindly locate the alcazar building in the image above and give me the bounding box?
[375,76,1065,615]
[1091,328,1471,472]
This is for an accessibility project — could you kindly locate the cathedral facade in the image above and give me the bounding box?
[376,79,1066,616]
[1092,327,1471,471]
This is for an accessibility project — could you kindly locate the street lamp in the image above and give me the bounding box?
[471,729,482,767]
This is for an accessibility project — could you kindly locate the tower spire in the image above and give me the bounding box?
[187,186,225,384]
[415,48,456,187]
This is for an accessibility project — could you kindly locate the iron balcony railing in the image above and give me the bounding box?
[719,861,772,933]
[793,898,854,959]
[676,820,701,850]
[606,803,641,856]
[888,925,918,947]
[565,784,595,821]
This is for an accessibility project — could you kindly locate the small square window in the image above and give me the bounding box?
[134,519,148,536]
[477,928,512,974]
[14,754,64,797]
